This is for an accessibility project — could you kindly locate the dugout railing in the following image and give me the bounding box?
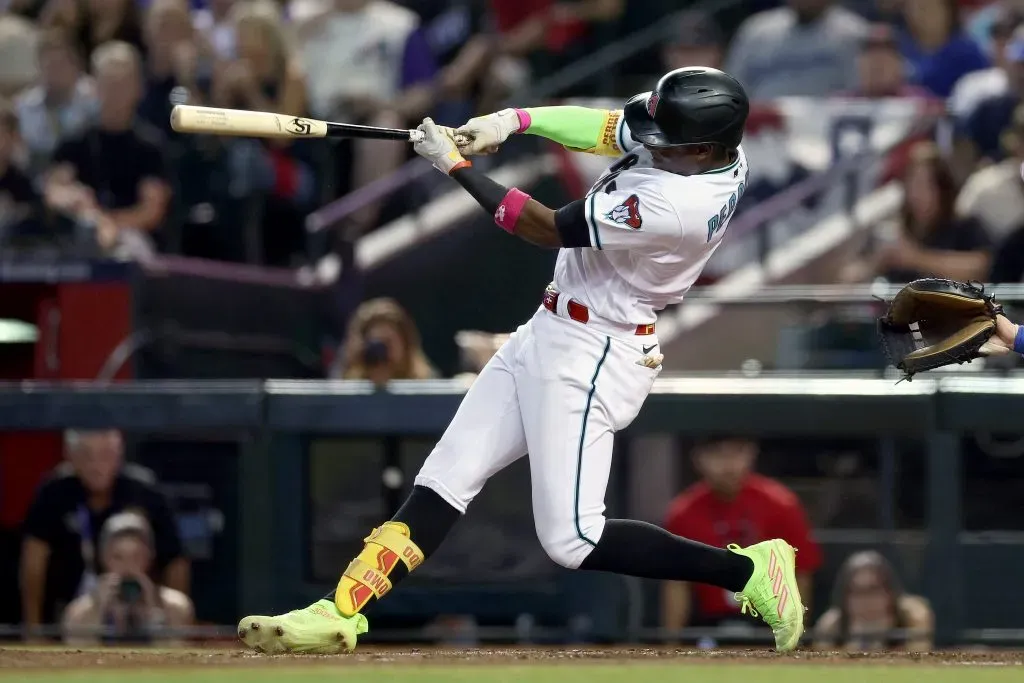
[3,376,1024,646]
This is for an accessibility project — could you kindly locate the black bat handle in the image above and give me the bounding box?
[324,121,423,142]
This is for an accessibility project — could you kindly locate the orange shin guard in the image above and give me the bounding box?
[334,521,424,617]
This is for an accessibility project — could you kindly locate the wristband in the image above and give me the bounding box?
[1015,324,1024,355]
[447,159,472,175]
[514,109,532,133]
[495,188,531,234]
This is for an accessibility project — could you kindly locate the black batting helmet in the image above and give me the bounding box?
[623,67,749,150]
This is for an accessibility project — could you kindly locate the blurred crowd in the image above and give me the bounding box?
[0,0,1019,279]
[0,0,639,266]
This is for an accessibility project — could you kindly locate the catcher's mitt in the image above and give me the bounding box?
[877,278,1003,380]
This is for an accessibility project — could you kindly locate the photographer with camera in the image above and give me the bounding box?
[334,298,437,386]
[61,511,193,645]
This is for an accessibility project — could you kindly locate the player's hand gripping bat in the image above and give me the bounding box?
[170,105,470,146]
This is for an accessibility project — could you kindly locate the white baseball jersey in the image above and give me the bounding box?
[415,107,750,571]
[553,117,749,325]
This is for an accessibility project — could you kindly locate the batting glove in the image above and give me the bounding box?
[454,109,522,156]
[414,118,471,175]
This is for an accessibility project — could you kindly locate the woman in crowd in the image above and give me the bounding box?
[842,142,992,283]
[211,0,312,266]
[813,550,933,652]
[336,298,437,386]
[138,0,209,133]
[899,0,989,98]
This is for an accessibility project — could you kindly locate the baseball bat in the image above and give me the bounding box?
[170,105,469,145]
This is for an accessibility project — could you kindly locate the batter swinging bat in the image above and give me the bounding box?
[170,105,470,145]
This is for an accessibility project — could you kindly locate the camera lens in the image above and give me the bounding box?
[363,339,390,366]
[118,578,143,605]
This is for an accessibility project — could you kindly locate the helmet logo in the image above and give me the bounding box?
[647,92,660,118]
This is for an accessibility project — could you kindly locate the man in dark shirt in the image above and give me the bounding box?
[991,220,1024,283]
[20,429,188,639]
[961,27,1024,163]
[44,41,171,257]
[0,98,41,245]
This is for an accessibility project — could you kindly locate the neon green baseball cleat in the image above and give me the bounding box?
[237,599,369,654]
[728,539,806,652]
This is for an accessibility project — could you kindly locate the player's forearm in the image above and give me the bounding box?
[450,166,561,248]
[518,106,623,156]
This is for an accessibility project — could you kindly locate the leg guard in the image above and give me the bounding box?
[334,521,424,617]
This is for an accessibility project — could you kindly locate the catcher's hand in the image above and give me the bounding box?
[877,278,1003,380]
[979,314,1020,356]
[454,109,522,156]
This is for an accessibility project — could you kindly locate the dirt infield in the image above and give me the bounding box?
[2,647,1023,670]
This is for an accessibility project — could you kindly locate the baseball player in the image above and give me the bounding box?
[238,67,805,654]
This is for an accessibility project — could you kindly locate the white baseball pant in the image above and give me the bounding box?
[415,306,661,568]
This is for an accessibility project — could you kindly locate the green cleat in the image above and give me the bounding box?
[728,539,806,652]
[237,599,369,654]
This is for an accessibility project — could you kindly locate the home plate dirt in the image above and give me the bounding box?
[1,647,1023,670]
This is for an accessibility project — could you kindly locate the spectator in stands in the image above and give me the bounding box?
[41,0,145,60]
[960,25,1024,167]
[966,0,1024,56]
[212,0,313,266]
[985,111,1024,283]
[957,102,1024,244]
[725,0,867,100]
[16,28,98,180]
[404,0,498,124]
[138,0,209,136]
[43,41,170,259]
[0,99,42,243]
[660,436,821,639]
[0,12,40,98]
[213,1,304,119]
[20,430,188,641]
[335,297,437,385]
[661,11,724,72]
[296,0,439,236]
[846,24,931,99]
[950,6,1021,121]
[192,0,236,60]
[489,0,625,97]
[841,142,991,283]
[899,0,989,99]
[61,511,194,645]
[813,551,933,651]
[992,224,1024,282]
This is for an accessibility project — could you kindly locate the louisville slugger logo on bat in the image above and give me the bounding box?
[286,117,313,136]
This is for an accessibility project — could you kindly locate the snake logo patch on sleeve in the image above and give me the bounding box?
[605,194,643,229]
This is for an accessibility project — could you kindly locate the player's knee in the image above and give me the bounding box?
[535,516,605,569]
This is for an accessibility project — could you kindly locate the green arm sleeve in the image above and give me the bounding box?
[521,106,625,157]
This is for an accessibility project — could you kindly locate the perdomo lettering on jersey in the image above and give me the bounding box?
[707,166,750,242]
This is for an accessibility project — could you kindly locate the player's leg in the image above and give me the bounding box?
[519,322,804,650]
[238,332,530,654]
